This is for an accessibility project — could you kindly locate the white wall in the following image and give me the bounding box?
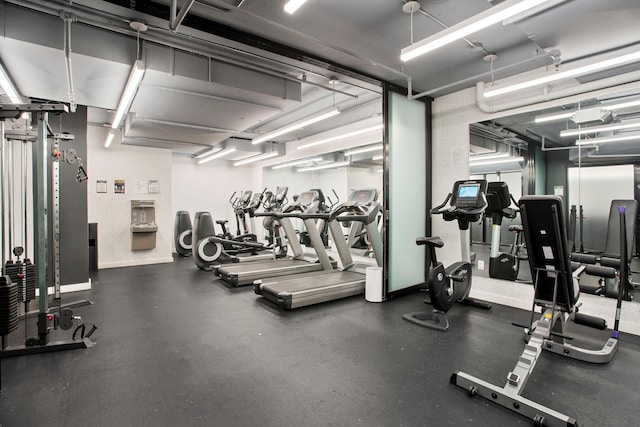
[171,157,261,237]
[87,126,173,268]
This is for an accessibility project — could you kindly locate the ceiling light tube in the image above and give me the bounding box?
[534,111,575,123]
[575,133,640,146]
[0,62,22,104]
[501,0,567,25]
[372,155,383,161]
[344,145,383,156]
[297,161,350,172]
[272,157,323,169]
[484,50,640,98]
[470,156,524,166]
[253,108,340,145]
[297,124,383,150]
[284,0,308,14]
[469,152,510,162]
[560,120,640,137]
[400,0,549,62]
[603,98,640,111]
[195,148,221,159]
[197,148,236,164]
[234,151,279,166]
[111,60,146,129]
[104,130,115,148]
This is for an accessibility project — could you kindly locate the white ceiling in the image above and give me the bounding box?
[1,0,639,165]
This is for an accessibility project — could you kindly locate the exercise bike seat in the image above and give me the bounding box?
[215,220,229,225]
[508,224,523,232]
[416,236,444,248]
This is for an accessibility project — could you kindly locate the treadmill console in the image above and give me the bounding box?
[348,188,377,205]
[297,190,318,206]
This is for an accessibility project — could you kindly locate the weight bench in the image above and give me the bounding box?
[451,195,626,427]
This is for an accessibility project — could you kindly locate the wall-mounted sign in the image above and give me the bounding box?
[96,180,107,193]
[148,179,159,194]
[114,179,125,194]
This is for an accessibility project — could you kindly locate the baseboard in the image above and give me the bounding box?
[35,278,92,296]
[99,257,174,269]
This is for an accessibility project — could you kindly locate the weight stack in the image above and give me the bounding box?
[0,276,19,339]
[4,260,37,303]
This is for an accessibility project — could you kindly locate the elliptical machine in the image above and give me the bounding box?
[403,179,491,332]
[485,181,521,281]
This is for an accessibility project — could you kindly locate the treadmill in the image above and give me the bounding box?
[254,188,383,309]
[216,190,337,286]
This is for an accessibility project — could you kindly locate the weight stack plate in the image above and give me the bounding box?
[0,276,19,336]
[4,260,37,303]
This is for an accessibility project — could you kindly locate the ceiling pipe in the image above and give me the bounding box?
[6,0,380,96]
[170,0,196,32]
[133,117,246,134]
[476,69,640,115]
[412,49,559,99]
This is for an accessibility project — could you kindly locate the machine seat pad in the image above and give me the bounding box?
[215,220,229,225]
[508,224,523,232]
[416,236,444,248]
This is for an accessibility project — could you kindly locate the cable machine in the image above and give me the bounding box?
[0,104,96,391]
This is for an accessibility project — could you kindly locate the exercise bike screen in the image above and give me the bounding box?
[458,184,480,200]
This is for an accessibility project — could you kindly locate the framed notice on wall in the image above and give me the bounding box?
[114,179,125,194]
[148,179,159,194]
[96,180,107,193]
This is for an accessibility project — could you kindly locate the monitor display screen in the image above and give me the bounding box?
[458,184,480,200]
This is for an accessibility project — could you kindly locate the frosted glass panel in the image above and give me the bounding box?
[387,92,427,292]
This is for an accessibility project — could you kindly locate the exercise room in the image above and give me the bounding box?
[1,1,640,426]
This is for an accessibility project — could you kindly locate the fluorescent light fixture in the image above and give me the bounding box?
[401,0,549,62]
[484,50,640,98]
[195,148,221,159]
[298,161,350,172]
[560,120,640,137]
[470,156,524,166]
[603,98,640,111]
[376,169,383,173]
[344,145,383,156]
[284,0,308,14]
[297,124,383,150]
[272,157,323,170]
[535,111,575,123]
[111,60,145,129]
[234,151,279,166]
[104,130,115,148]
[575,133,640,146]
[372,155,383,161]
[197,148,236,164]
[502,0,567,25]
[469,152,510,162]
[253,108,340,145]
[0,62,22,104]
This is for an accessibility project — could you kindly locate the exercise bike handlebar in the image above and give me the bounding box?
[430,193,488,216]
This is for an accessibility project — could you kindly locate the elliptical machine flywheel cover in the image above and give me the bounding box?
[197,238,223,263]
[178,230,193,250]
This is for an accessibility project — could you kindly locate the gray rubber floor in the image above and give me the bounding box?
[1,255,639,426]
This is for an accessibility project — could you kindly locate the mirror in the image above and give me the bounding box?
[469,91,640,304]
